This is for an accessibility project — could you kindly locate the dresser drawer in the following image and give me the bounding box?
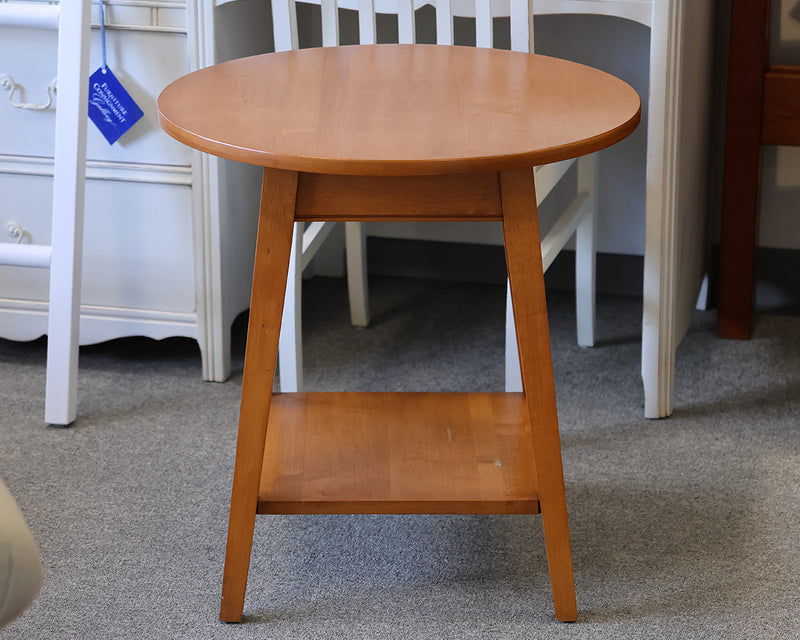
[0,170,196,315]
[0,5,191,166]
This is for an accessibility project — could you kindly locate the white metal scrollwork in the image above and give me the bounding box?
[0,74,57,111]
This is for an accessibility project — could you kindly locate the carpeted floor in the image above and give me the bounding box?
[1,275,798,639]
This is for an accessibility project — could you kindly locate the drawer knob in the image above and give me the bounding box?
[5,221,30,244]
[0,74,57,111]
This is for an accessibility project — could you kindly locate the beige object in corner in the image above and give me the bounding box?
[0,480,43,627]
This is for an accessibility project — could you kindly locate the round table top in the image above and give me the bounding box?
[158,44,640,176]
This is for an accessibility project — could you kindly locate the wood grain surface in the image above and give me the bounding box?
[258,392,541,514]
[158,44,640,176]
[501,167,576,621]
[220,168,297,623]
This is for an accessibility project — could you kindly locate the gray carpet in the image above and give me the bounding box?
[1,275,798,639]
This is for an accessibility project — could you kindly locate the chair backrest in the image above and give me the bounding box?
[272,0,536,54]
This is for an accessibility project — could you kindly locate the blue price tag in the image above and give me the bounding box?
[87,67,144,145]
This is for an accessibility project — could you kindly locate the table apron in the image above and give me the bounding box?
[292,170,508,222]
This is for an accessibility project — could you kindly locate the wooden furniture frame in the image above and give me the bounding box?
[159,44,640,624]
[718,0,800,338]
[0,0,91,425]
[0,1,717,422]
[255,0,718,419]
[269,0,599,396]
[0,2,283,409]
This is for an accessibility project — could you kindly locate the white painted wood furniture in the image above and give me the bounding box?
[268,0,715,417]
[0,1,268,395]
[507,1,717,419]
[269,0,373,391]
[509,0,716,418]
[497,0,715,419]
[0,0,91,425]
[0,0,715,420]
[637,0,715,418]
[270,0,598,395]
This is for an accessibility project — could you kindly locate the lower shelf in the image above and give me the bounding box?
[258,392,541,515]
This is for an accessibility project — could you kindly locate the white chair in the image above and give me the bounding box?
[229,0,715,418]
[272,0,373,393]
[272,0,597,392]
[0,0,91,425]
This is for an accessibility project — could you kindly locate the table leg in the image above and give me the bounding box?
[717,0,770,339]
[641,1,717,418]
[642,4,680,420]
[500,169,577,622]
[220,168,298,623]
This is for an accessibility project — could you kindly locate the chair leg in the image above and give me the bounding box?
[44,0,91,426]
[196,312,234,383]
[277,222,304,393]
[45,241,82,426]
[574,155,596,348]
[221,169,297,623]
[345,221,369,327]
[504,282,523,392]
[500,168,577,622]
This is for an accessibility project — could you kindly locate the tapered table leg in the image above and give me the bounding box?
[717,0,770,339]
[500,168,577,622]
[220,168,298,623]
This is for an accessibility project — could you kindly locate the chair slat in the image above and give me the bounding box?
[475,0,493,48]
[272,0,299,52]
[435,0,454,45]
[510,0,533,53]
[321,0,339,46]
[397,0,415,44]
[359,0,377,44]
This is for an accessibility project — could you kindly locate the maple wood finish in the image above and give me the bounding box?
[158,44,640,625]
[158,45,639,176]
[259,392,541,514]
[294,172,504,221]
[219,168,297,621]
[500,167,576,614]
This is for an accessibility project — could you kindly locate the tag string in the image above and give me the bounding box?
[99,0,108,71]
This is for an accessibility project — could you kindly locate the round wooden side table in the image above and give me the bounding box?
[158,43,640,624]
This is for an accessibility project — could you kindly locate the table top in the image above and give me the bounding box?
[158,44,640,176]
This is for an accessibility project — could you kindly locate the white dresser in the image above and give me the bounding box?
[0,0,268,381]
